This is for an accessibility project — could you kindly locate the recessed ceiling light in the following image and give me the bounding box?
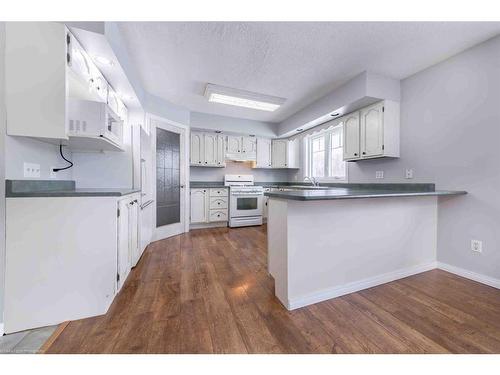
[92,55,114,66]
[205,84,285,112]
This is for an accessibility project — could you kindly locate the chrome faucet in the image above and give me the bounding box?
[304,176,319,187]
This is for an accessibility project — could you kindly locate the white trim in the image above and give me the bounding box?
[149,114,191,240]
[0,323,4,336]
[286,261,437,310]
[189,222,228,230]
[437,262,500,290]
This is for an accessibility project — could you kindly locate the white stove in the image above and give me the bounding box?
[224,175,264,227]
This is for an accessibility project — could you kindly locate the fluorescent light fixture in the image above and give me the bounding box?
[205,84,285,112]
[92,55,114,66]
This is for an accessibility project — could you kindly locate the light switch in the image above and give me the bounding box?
[405,169,414,179]
[375,171,384,179]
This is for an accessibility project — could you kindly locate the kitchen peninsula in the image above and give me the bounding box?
[265,184,467,310]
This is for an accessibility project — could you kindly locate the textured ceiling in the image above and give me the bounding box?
[118,22,500,123]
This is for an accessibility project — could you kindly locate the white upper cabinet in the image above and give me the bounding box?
[287,138,300,169]
[360,102,384,158]
[5,22,127,151]
[343,112,361,161]
[190,131,225,167]
[226,136,242,157]
[226,136,256,161]
[256,138,272,168]
[241,137,257,159]
[343,100,400,161]
[272,140,288,168]
[190,132,204,166]
[6,22,68,140]
[204,133,218,166]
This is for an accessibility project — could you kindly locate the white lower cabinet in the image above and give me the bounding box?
[117,194,141,292]
[190,188,229,225]
[4,192,141,333]
[190,188,209,223]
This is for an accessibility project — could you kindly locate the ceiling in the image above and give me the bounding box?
[118,22,500,123]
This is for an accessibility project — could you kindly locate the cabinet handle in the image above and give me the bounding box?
[198,161,201,164]
[203,190,206,192]
[354,153,358,156]
[362,152,366,155]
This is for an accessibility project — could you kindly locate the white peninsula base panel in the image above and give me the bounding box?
[267,196,438,310]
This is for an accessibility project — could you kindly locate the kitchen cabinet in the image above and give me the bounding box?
[256,138,272,168]
[272,140,288,168]
[343,100,400,161]
[5,22,126,152]
[287,138,300,169]
[226,136,256,161]
[117,194,141,291]
[242,137,257,159]
[343,112,361,160]
[190,188,229,226]
[4,192,140,333]
[190,188,208,223]
[190,132,225,167]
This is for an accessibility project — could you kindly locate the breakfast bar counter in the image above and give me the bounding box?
[265,184,467,310]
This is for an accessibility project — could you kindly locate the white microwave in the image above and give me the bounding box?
[67,98,124,147]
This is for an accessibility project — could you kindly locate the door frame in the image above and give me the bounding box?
[148,113,190,241]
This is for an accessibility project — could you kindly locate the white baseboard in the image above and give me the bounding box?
[189,222,228,230]
[437,262,500,290]
[0,323,4,336]
[287,261,437,310]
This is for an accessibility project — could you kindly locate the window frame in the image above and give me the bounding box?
[305,124,348,182]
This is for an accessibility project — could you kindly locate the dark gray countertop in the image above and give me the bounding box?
[264,188,467,201]
[6,180,140,198]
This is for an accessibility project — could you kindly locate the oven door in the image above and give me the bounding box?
[230,193,263,217]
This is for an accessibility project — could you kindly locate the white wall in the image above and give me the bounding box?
[0,21,6,328]
[347,35,500,280]
[191,111,277,138]
[5,137,73,180]
[190,161,290,182]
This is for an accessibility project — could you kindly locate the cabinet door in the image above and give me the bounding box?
[204,133,218,166]
[226,136,241,155]
[287,139,300,168]
[343,112,360,160]
[216,135,226,166]
[361,102,384,158]
[256,138,272,167]
[272,140,288,168]
[190,189,207,223]
[242,137,257,159]
[117,199,131,292]
[190,132,204,165]
[129,198,140,267]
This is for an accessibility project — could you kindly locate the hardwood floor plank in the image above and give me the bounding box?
[44,226,500,354]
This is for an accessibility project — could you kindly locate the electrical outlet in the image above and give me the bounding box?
[50,166,57,179]
[471,240,482,253]
[23,162,40,178]
[375,171,384,179]
[405,168,414,179]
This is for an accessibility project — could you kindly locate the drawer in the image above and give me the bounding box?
[209,197,228,209]
[210,188,228,197]
[209,209,228,222]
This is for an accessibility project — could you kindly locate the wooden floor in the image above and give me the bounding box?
[46,225,500,353]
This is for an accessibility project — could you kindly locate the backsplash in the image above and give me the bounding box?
[190,160,292,182]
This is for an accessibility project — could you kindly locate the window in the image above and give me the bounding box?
[307,125,346,181]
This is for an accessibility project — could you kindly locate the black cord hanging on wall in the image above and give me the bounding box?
[53,144,74,173]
